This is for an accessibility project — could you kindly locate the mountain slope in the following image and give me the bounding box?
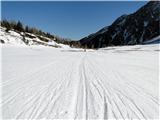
[80,1,160,48]
[0,26,70,48]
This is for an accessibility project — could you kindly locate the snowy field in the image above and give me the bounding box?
[0,44,159,119]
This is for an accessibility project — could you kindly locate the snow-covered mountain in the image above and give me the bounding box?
[80,1,160,48]
[0,26,70,49]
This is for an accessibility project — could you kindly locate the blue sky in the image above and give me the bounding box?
[1,1,148,40]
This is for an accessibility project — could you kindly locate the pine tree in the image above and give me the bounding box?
[15,21,24,32]
[5,23,11,32]
[5,21,11,32]
[25,26,29,32]
[10,20,17,30]
[38,30,43,36]
[1,20,11,32]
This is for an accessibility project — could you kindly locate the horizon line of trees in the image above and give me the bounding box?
[0,19,56,39]
[0,19,83,48]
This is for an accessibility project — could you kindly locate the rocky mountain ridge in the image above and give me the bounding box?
[80,1,160,48]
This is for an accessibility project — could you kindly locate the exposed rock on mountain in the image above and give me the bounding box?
[80,1,160,48]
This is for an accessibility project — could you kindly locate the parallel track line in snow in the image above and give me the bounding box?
[1,45,159,119]
[86,55,149,119]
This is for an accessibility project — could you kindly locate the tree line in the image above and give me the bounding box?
[0,19,56,39]
[0,19,83,48]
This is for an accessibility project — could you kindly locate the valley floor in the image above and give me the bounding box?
[0,44,159,119]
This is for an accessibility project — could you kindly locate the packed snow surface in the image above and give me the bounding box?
[1,44,159,119]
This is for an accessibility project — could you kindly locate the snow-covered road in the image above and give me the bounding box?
[1,44,159,119]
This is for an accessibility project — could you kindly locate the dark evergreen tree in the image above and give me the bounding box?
[15,21,24,32]
[25,26,29,32]
[10,20,17,30]
[38,30,43,36]
[1,20,11,32]
[5,22,11,32]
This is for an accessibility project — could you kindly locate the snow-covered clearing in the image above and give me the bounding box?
[0,44,159,119]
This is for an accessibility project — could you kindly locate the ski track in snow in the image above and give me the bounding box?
[1,44,159,119]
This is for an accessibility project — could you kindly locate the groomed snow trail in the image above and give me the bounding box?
[1,45,159,119]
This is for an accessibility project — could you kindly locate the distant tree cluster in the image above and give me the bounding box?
[54,36,82,48]
[1,20,23,32]
[0,19,55,39]
[0,19,82,48]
